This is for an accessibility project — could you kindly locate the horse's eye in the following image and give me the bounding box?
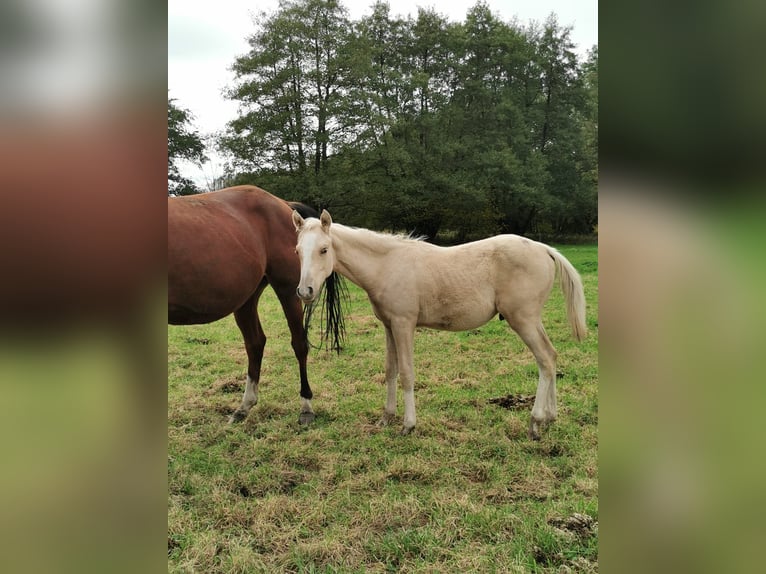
[320,247,328,255]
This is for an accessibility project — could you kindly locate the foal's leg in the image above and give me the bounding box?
[273,283,315,425]
[229,283,268,423]
[377,325,399,427]
[390,320,417,435]
[505,314,558,440]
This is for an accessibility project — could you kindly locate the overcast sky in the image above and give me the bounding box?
[168,0,597,186]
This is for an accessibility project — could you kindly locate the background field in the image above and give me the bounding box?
[168,244,598,573]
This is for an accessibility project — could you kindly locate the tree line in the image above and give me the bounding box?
[168,96,207,196]
[171,0,597,243]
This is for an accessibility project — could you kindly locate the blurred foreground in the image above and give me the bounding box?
[0,1,166,572]
[601,2,766,571]
[599,178,766,573]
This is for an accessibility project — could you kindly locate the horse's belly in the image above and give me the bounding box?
[168,303,229,325]
[168,268,255,324]
[418,301,497,331]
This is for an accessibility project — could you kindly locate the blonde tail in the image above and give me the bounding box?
[547,247,587,342]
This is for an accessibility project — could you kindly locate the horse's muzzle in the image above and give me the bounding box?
[296,285,315,302]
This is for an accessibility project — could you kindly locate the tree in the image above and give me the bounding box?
[574,45,598,233]
[219,1,597,240]
[168,97,207,196]
[221,0,350,203]
[446,2,548,237]
[525,15,594,235]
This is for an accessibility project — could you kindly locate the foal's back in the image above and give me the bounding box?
[395,235,556,331]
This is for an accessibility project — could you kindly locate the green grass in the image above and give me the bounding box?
[168,245,598,573]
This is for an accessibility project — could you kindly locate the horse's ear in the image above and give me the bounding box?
[320,209,332,231]
[292,209,304,231]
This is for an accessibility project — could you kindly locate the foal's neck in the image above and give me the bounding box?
[331,224,396,289]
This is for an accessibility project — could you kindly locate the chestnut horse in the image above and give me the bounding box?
[293,210,586,438]
[169,186,343,424]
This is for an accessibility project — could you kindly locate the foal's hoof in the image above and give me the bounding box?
[377,413,395,427]
[228,409,247,424]
[400,425,415,436]
[298,411,315,426]
[528,419,544,441]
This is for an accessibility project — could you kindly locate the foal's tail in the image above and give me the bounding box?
[546,247,588,342]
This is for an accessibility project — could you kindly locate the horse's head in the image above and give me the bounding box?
[292,209,335,303]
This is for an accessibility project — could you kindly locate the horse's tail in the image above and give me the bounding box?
[302,271,348,354]
[546,246,587,342]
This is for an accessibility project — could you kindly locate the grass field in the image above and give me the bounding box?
[168,244,598,573]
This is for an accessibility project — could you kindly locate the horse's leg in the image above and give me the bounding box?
[504,313,558,440]
[377,325,399,427]
[273,283,315,425]
[390,320,417,435]
[229,281,268,423]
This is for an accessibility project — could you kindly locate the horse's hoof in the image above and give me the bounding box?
[377,413,395,427]
[228,410,247,423]
[528,420,541,441]
[400,426,414,436]
[299,412,315,425]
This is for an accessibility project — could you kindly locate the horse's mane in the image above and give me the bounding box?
[288,201,319,221]
[339,224,427,248]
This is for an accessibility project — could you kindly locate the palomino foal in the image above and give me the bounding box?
[293,210,587,438]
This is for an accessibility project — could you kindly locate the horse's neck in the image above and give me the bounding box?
[332,224,391,290]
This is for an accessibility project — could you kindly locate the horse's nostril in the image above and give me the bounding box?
[297,286,314,300]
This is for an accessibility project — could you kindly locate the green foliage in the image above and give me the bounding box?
[220,0,597,241]
[168,97,207,195]
[168,245,598,572]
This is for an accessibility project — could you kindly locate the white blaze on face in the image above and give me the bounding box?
[296,228,320,302]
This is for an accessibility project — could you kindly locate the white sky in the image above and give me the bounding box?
[168,0,597,186]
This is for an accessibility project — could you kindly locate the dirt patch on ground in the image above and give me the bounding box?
[214,405,236,416]
[548,513,598,539]
[205,378,242,395]
[487,394,535,410]
[167,537,179,556]
[534,514,597,570]
[184,337,211,345]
